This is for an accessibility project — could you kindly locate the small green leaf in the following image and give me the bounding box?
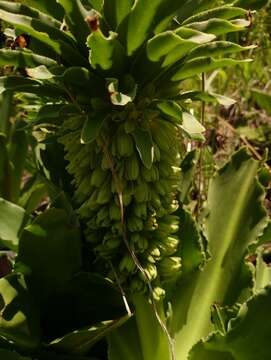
[132,128,154,169]
[0,198,25,251]
[179,112,205,140]
[156,100,182,122]
[171,57,251,81]
[81,112,108,144]
[16,208,82,305]
[49,314,131,355]
[0,49,57,68]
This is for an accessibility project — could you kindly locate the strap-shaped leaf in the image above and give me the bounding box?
[132,128,154,169]
[81,112,109,144]
[178,91,236,107]
[57,0,89,51]
[182,5,247,25]
[0,49,57,68]
[171,57,252,81]
[103,0,134,30]
[234,0,269,10]
[176,0,218,23]
[147,30,215,65]
[0,76,66,98]
[186,41,255,61]
[186,18,250,36]
[189,286,271,360]
[156,100,182,122]
[0,1,62,29]
[49,314,130,355]
[126,0,164,56]
[19,0,64,21]
[0,9,88,67]
[87,30,126,75]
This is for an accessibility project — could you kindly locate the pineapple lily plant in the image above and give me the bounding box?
[0,0,271,359]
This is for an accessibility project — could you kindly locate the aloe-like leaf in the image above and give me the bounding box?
[171,57,251,81]
[156,100,182,122]
[177,208,206,275]
[234,0,269,10]
[126,0,165,56]
[132,128,154,169]
[0,349,31,360]
[0,273,41,349]
[186,18,250,36]
[0,9,88,67]
[20,0,64,21]
[186,42,256,61]
[0,49,57,68]
[251,89,271,115]
[87,30,126,75]
[189,286,271,360]
[0,1,62,29]
[182,5,247,25]
[147,30,215,65]
[57,0,89,51]
[104,0,133,30]
[0,198,25,251]
[49,314,130,355]
[171,149,268,359]
[179,112,205,140]
[16,208,82,305]
[81,112,109,144]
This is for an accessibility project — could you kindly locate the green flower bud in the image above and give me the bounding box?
[119,255,136,273]
[158,256,181,278]
[117,132,134,157]
[90,168,108,187]
[125,155,140,180]
[96,181,112,204]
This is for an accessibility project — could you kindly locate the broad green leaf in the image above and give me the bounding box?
[132,128,154,169]
[171,57,251,81]
[104,0,133,30]
[132,293,171,360]
[0,9,88,67]
[147,30,215,64]
[189,286,271,360]
[0,49,57,68]
[0,273,41,349]
[126,0,164,56]
[49,314,130,355]
[20,0,64,21]
[57,0,89,51]
[179,112,205,140]
[16,208,82,305]
[87,30,126,75]
[172,149,268,359]
[108,317,144,360]
[186,42,255,61]
[233,0,269,10]
[0,76,66,98]
[0,1,62,29]
[177,209,205,275]
[88,0,103,11]
[176,0,218,23]
[186,18,250,36]
[0,198,25,251]
[182,5,247,25]
[251,89,271,115]
[19,179,47,215]
[0,349,30,360]
[81,112,108,144]
[156,100,182,122]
